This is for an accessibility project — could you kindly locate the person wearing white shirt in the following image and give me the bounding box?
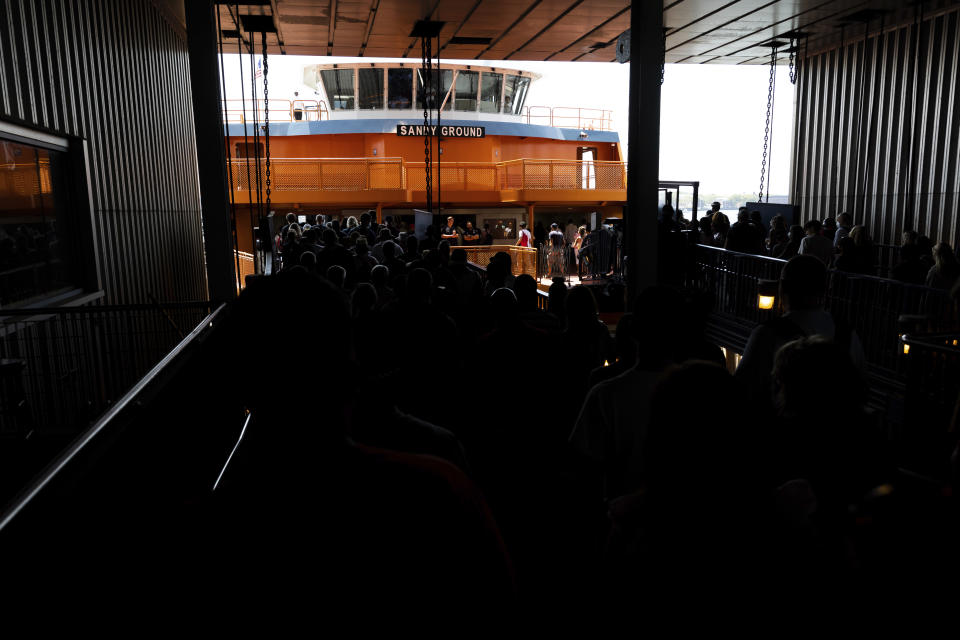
[798,219,835,266]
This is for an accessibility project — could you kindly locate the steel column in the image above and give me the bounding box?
[625,0,663,304]
[185,1,236,302]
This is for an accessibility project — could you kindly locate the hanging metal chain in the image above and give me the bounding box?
[788,37,798,85]
[660,29,665,85]
[758,45,777,202]
[261,32,271,213]
[421,35,433,214]
[435,34,442,221]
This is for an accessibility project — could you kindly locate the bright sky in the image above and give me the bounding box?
[220,55,795,197]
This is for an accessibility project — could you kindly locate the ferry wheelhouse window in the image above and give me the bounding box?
[480,73,502,113]
[416,69,452,111]
[504,75,530,115]
[0,137,75,305]
[454,70,478,111]
[388,68,412,109]
[358,68,384,110]
[321,69,356,110]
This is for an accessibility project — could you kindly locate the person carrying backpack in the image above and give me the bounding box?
[736,255,865,407]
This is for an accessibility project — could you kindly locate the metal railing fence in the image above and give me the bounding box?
[688,244,955,376]
[0,302,213,434]
[229,157,626,195]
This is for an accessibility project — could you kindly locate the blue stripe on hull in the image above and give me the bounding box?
[227,119,620,143]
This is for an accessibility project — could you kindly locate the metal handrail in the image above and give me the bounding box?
[521,105,614,131]
[229,157,627,193]
[0,303,227,532]
[0,301,213,316]
[689,243,956,373]
[221,98,328,123]
[694,242,947,292]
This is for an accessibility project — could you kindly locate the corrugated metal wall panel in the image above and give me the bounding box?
[0,0,206,303]
[793,7,960,248]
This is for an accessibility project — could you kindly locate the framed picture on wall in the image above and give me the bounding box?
[484,217,516,240]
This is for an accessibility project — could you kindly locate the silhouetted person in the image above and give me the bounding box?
[770,336,894,578]
[605,362,768,605]
[570,287,684,500]
[849,225,874,275]
[926,242,960,289]
[768,214,788,251]
[326,264,347,289]
[299,249,318,273]
[798,219,834,266]
[726,208,763,254]
[318,228,353,277]
[822,217,837,242]
[563,286,615,411]
[711,211,730,246]
[737,255,865,409]
[281,229,304,269]
[208,270,515,614]
[770,224,805,260]
[834,212,852,246]
[484,251,516,294]
[834,237,858,272]
[586,312,636,388]
[462,221,480,246]
[698,216,714,245]
[892,231,926,284]
[513,273,560,333]
[369,263,396,309]
[448,248,482,311]
[547,277,567,321]
[382,240,406,279]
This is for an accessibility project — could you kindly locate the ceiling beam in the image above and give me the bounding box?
[327,0,337,56]
[504,0,585,60]
[475,0,542,59]
[358,0,381,56]
[545,3,630,61]
[438,0,484,53]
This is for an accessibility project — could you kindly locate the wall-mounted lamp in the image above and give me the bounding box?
[758,279,778,310]
[899,333,911,355]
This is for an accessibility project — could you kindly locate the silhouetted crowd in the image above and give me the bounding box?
[211,208,960,619]
[686,205,960,290]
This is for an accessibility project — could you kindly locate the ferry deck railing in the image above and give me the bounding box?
[521,106,614,131]
[230,158,626,194]
[230,157,406,192]
[221,98,329,123]
[456,246,538,280]
[220,101,609,130]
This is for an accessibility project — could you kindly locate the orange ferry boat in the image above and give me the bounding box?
[224,61,627,270]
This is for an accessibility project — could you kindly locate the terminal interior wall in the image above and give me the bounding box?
[792,7,960,246]
[0,0,207,303]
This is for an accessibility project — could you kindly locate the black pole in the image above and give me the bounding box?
[185,1,236,303]
[625,0,663,304]
[692,181,699,222]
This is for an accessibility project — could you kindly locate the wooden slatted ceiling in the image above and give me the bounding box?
[216,0,954,64]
